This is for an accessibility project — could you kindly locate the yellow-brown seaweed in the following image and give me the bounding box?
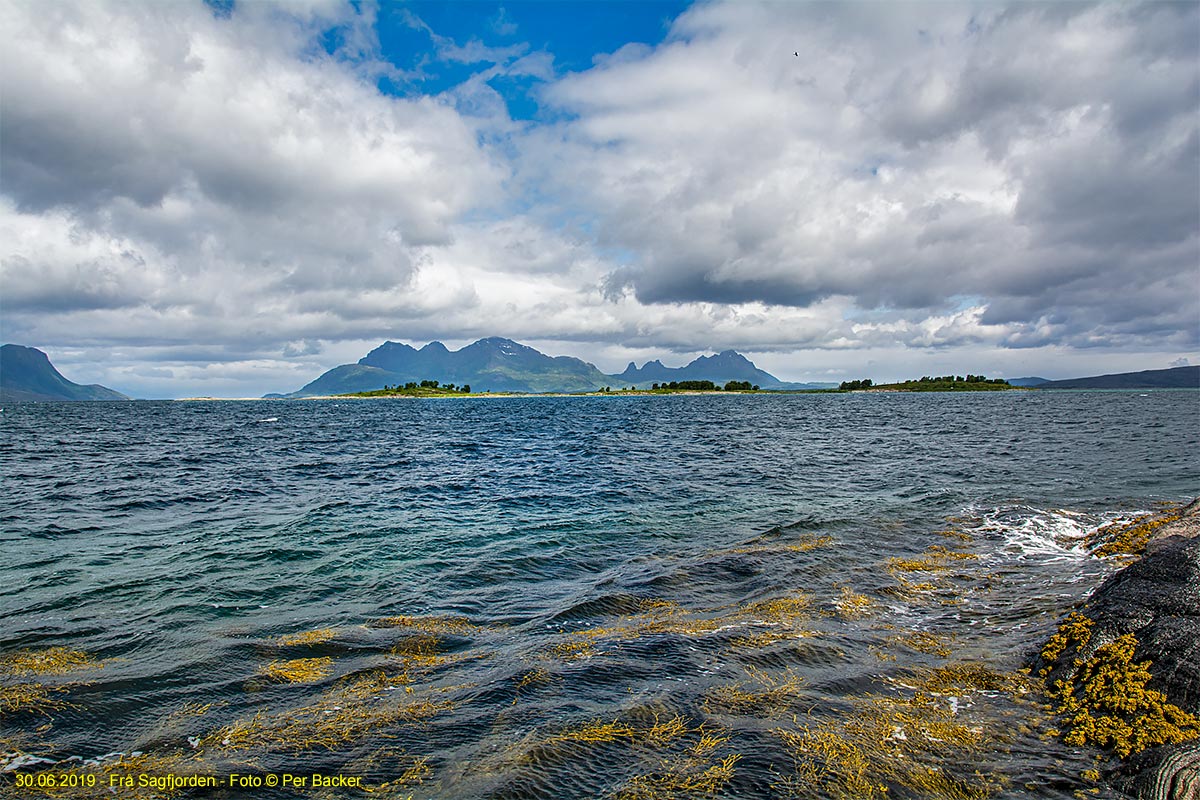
[260,657,333,684]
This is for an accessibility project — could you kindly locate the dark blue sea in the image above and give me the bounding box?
[2,391,1197,798]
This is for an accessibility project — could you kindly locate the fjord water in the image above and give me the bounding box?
[2,391,1197,798]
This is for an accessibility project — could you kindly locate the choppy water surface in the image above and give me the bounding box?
[2,391,1197,798]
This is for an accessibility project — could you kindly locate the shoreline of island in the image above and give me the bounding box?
[176,383,1046,402]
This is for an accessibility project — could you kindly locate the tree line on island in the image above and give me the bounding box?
[840,374,1013,391]
[346,374,1020,397]
[600,380,760,392]
[351,380,471,397]
[346,379,765,397]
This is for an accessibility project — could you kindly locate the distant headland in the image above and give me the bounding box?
[0,344,129,402]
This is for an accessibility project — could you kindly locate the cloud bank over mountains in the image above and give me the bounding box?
[1,0,1196,397]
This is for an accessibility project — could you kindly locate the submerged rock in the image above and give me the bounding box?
[1034,499,1200,800]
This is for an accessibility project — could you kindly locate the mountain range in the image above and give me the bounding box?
[613,350,784,388]
[0,344,129,401]
[1035,365,1198,390]
[3,340,1194,400]
[272,339,1200,397]
[270,337,820,396]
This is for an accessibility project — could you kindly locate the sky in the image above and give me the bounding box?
[1,0,1197,398]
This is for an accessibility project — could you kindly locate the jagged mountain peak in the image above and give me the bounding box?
[615,349,782,387]
[696,350,747,362]
[359,341,416,365]
[470,337,531,352]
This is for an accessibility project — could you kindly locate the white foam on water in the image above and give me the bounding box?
[2,753,57,773]
[966,504,1146,563]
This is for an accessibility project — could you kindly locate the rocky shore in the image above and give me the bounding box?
[1034,499,1200,799]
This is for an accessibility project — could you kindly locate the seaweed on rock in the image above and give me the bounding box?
[1041,620,1198,758]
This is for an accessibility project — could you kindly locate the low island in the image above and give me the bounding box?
[839,374,1022,392]
[332,374,1029,399]
[342,380,473,398]
[337,379,769,398]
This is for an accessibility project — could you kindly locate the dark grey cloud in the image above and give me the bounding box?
[1015,129,1198,251]
[1,110,181,212]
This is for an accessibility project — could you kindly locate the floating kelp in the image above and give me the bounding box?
[543,714,690,748]
[911,662,1032,696]
[886,545,978,575]
[728,629,816,650]
[545,718,641,745]
[390,633,444,666]
[209,682,453,753]
[703,666,807,717]
[260,657,333,684]
[137,701,219,750]
[545,589,822,663]
[550,600,726,653]
[880,574,939,603]
[0,648,99,724]
[323,751,433,800]
[0,683,70,717]
[889,630,955,658]
[388,633,484,679]
[774,662,1028,800]
[724,533,835,556]
[741,592,813,623]
[879,540,985,609]
[636,599,684,614]
[515,667,553,690]
[521,712,743,798]
[0,648,101,677]
[542,639,597,662]
[335,669,412,701]
[362,756,432,798]
[512,667,560,705]
[277,628,337,647]
[370,615,484,635]
[832,587,875,620]
[615,751,741,800]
